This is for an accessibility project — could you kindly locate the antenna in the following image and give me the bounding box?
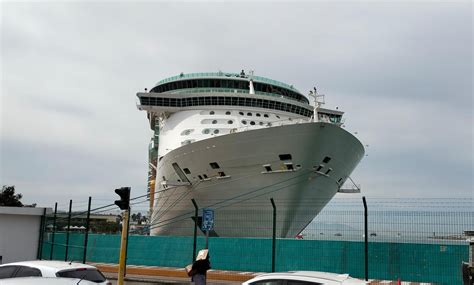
[308,86,325,122]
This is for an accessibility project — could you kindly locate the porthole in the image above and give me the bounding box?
[214,129,219,134]
[276,115,280,119]
[239,111,244,115]
[228,120,233,124]
[242,120,247,125]
[247,112,252,116]
[256,113,261,117]
[264,114,269,118]
[212,120,217,124]
[225,111,231,115]
[267,122,272,127]
[250,121,255,125]
[259,122,264,126]
[203,129,210,134]
[210,111,215,115]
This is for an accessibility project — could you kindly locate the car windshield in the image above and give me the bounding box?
[56,268,106,283]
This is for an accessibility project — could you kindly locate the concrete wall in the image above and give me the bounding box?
[0,206,51,264]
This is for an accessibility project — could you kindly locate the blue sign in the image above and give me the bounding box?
[201,208,214,231]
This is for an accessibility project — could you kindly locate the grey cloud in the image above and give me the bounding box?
[1,1,472,207]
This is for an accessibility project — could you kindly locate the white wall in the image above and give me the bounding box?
[0,207,51,264]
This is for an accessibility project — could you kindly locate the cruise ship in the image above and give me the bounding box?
[137,71,364,238]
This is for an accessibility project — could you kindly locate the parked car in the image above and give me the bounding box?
[242,271,367,285]
[0,260,111,285]
[0,277,98,284]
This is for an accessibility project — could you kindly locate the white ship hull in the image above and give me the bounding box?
[150,122,364,238]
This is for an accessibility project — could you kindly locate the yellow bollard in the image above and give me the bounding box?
[117,209,129,285]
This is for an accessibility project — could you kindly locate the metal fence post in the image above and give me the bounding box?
[271,198,276,273]
[82,197,91,264]
[37,208,47,259]
[50,202,58,260]
[124,207,131,276]
[362,196,368,281]
[192,199,198,263]
[65,200,72,261]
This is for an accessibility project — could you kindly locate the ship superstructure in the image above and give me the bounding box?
[137,71,364,238]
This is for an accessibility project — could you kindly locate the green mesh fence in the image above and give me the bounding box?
[40,198,473,285]
[41,233,468,284]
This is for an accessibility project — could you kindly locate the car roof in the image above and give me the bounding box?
[0,277,97,285]
[249,271,367,284]
[0,260,96,271]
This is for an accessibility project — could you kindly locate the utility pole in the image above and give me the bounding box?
[114,187,131,285]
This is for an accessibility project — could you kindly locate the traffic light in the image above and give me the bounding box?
[114,187,130,210]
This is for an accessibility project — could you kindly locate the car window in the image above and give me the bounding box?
[0,266,19,279]
[251,280,285,285]
[287,281,323,285]
[14,266,42,277]
[56,268,106,283]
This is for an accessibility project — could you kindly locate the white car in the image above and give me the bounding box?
[242,271,368,285]
[0,277,98,285]
[0,260,111,285]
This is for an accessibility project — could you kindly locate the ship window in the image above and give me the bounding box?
[279,154,292,161]
[198,175,203,180]
[218,171,226,177]
[325,168,332,175]
[250,121,255,125]
[203,174,208,179]
[242,120,247,125]
[210,162,220,169]
[323,156,331,163]
[181,129,194,136]
[183,168,191,174]
[256,113,261,117]
[264,114,269,118]
[264,165,272,172]
[212,120,217,124]
[228,120,233,124]
[225,111,231,115]
[209,111,214,115]
[213,129,219,134]
[247,112,252,116]
[239,111,244,115]
[203,129,210,134]
[296,164,301,168]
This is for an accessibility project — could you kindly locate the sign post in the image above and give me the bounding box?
[201,208,214,249]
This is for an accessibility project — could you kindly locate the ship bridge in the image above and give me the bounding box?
[149,72,309,104]
[137,72,314,129]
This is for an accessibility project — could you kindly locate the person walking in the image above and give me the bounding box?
[189,249,211,285]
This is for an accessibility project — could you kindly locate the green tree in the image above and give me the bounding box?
[0,185,23,207]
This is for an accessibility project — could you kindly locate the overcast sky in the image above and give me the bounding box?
[1,1,472,212]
